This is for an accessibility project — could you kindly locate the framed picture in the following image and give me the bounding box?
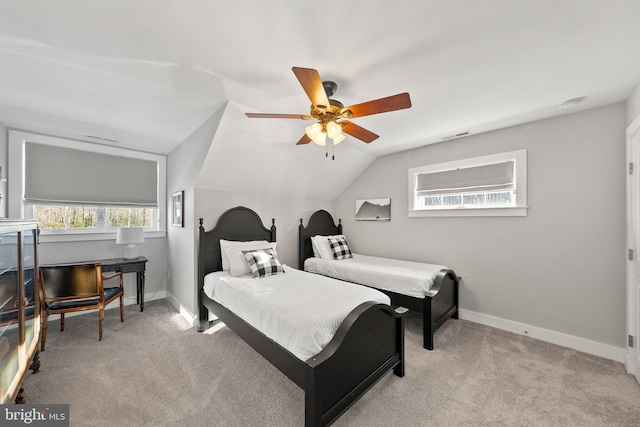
[171,190,184,228]
[356,198,391,221]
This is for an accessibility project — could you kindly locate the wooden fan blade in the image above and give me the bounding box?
[341,121,379,143]
[342,92,411,118]
[296,134,312,145]
[245,113,311,119]
[292,67,330,109]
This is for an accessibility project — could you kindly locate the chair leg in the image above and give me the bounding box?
[41,312,48,352]
[119,293,124,323]
[99,308,104,341]
[60,313,65,332]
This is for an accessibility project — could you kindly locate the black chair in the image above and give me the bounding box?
[39,263,124,351]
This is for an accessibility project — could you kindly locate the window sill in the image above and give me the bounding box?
[408,206,528,218]
[39,230,166,243]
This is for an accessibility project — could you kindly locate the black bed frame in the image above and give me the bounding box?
[197,206,406,427]
[298,209,459,351]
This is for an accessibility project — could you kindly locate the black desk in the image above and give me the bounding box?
[99,257,148,312]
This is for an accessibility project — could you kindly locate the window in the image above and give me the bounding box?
[408,150,527,217]
[7,131,167,238]
[33,206,156,230]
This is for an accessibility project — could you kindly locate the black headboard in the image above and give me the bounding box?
[197,206,275,331]
[298,209,342,269]
[198,206,276,280]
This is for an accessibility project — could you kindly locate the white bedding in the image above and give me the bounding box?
[203,267,390,361]
[304,254,448,299]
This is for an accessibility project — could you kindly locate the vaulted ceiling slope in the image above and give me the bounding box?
[1,2,640,195]
[195,101,375,200]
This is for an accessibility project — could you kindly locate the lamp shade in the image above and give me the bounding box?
[116,227,145,245]
[326,121,342,139]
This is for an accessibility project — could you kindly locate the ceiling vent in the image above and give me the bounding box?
[85,134,118,143]
[440,131,471,141]
[559,96,586,110]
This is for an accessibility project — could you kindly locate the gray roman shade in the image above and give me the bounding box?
[416,160,514,195]
[24,142,158,207]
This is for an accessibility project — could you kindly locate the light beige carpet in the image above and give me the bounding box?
[22,300,640,426]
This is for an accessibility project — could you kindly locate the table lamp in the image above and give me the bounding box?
[116,227,145,259]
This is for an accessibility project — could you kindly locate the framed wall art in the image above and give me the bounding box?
[171,190,184,227]
[355,198,391,221]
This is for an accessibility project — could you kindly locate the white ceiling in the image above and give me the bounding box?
[1,1,640,198]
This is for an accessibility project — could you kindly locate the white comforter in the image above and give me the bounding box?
[304,254,448,299]
[203,267,390,361]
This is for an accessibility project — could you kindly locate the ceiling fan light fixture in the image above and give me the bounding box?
[306,123,327,145]
[313,132,327,146]
[305,122,322,140]
[326,121,342,139]
[246,67,412,151]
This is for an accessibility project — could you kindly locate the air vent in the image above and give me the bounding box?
[85,134,119,143]
[559,96,586,111]
[440,131,471,141]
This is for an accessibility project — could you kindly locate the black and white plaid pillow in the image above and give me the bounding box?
[242,248,285,278]
[328,236,353,260]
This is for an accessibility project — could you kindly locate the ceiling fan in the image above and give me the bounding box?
[245,67,412,150]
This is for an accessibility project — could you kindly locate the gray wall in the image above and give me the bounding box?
[0,121,6,217]
[334,103,627,347]
[166,106,225,317]
[628,81,640,126]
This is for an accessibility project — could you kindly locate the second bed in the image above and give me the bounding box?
[299,209,459,350]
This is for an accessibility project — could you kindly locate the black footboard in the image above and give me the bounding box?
[304,303,405,426]
[373,269,459,350]
[423,269,459,350]
[201,296,405,427]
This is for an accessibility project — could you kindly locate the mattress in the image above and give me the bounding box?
[203,267,390,361]
[304,254,448,299]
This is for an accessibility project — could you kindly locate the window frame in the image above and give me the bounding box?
[8,130,167,242]
[407,149,528,217]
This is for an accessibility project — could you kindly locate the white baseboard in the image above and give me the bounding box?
[123,290,167,306]
[179,304,197,326]
[459,309,625,363]
[624,350,640,383]
[165,294,198,326]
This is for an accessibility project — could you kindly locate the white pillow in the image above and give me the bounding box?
[311,237,320,258]
[225,242,278,276]
[311,235,345,260]
[219,239,269,271]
